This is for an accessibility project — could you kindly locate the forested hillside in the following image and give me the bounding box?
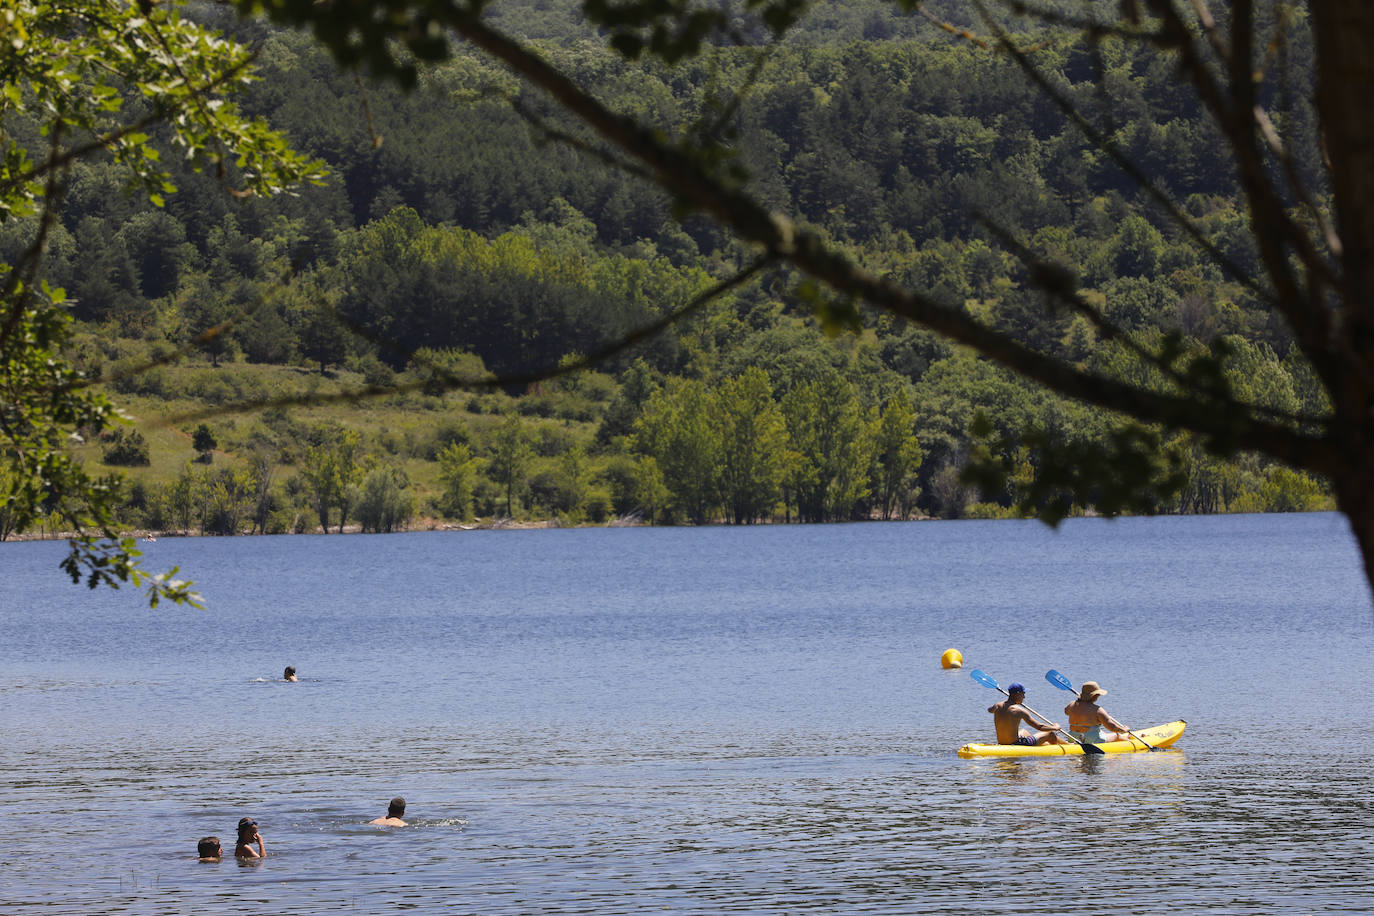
[1,2,1331,538]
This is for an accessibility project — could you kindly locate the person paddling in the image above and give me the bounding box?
[1064,680,1131,745]
[988,683,1064,746]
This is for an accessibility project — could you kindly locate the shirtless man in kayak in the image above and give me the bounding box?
[988,683,1064,746]
[1063,680,1131,744]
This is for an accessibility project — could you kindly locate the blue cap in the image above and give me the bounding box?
[1008,683,1025,693]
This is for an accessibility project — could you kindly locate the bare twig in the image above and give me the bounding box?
[1145,1,1342,382]
[970,3,1270,305]
[64,271,290,394]
[509,98,658,184]
[355,69,383,149]
[160,254,775,424]
[1252,104,1341,256]
[982,217,1326,429]
[0,54,258,200]
[434,11,1340,469]
[0,125,68,351]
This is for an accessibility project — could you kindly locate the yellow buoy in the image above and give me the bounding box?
[941,648,963,669]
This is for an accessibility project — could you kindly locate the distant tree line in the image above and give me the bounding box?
[0,7,1334,541]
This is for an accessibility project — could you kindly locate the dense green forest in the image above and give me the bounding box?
[0,1,1332,538]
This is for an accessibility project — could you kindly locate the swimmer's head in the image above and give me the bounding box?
[237,817,258,838]
[284,666,297,680]
[198,836,221,858]
[388,797,406,818]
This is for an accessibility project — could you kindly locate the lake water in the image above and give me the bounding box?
[2,513,1372,914]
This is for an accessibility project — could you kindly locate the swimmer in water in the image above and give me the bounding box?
[284,666,298,682]
[368,796,407,827]
[235,817,265,858]
[197,836,221,861]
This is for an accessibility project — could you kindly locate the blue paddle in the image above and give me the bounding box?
[969,669,1103,754]
[1045,669,1162,751]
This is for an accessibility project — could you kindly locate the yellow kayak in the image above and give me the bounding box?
[957,720,1187,758]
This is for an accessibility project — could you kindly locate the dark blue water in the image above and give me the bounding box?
[2,513,1372,913]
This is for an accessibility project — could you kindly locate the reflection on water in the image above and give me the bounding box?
[1,514,1372,914]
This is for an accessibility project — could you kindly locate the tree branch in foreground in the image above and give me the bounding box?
[430,9,1334,474]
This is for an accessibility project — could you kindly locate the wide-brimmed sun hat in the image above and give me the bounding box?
[1079,680,1108,701]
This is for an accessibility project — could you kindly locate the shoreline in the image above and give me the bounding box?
[2,516,608,541]
[4,512,960,542]
[3,509,1335,544]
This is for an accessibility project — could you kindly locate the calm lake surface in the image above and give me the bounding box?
[2,513,1372,914]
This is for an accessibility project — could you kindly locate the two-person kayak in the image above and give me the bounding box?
[957,720,1187,758]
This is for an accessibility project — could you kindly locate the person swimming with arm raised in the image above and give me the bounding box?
[988,683,1065,746]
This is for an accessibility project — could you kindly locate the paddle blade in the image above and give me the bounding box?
[969,669,999,690]
[1045,670,1076,693]
[1082,742,1105,755]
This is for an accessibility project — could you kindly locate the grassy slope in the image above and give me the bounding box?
[76,357,601,529]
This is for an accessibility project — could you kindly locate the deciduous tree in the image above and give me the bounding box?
[300,428,362,533]
[634,378,720,524]
[437,441,479,521]
[352,465,415,533]
[715,367,787,524]
[781,372,872,523]
[489,413,533,517]
[870,390,923,521]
